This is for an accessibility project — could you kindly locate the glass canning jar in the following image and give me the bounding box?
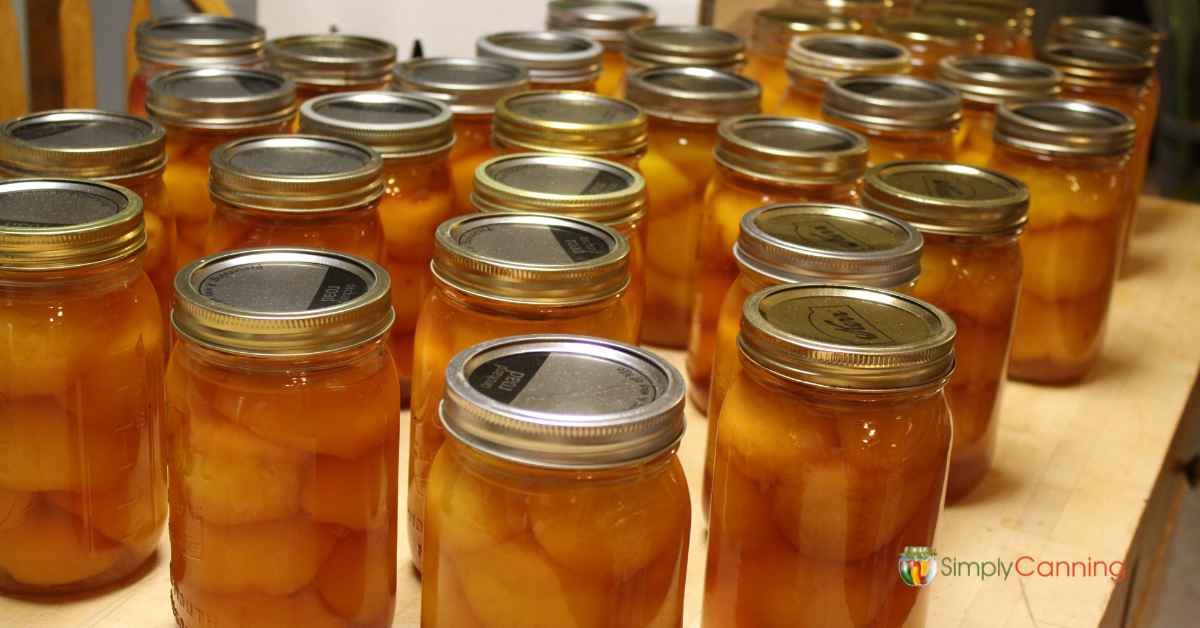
[988,100,1135,383]
[624,66,761,348]
[129,15,265,117]
[955,0,1036,56]
[915,2,1024,56]
[408,213,640,570]
[779,0,892,27]
[937,54,1062,167]
[476,30,603,92]
[823,74,962,166]
[146,67,296,267]
[492,90,648,170]
[546,0,657,97]
[167,248,399,628]
[1048,15,1164,129]
[0,180,164,594]
[871,15,983,79]
[422,335,690,628]
[703,283,954,628]
[863,160,1028,500]
[687,116,869,412]
[624,25,746,80]
[266,34,397,105]
[703,202,922,509]
[778,34,910,121]
[744,8,861,113]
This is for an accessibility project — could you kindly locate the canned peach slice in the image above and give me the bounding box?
[950,316,1011,386]
[640,153,693,208]
[612,550,684,628]
[173,586,347,628]
[644,208,698,280]
[386,261,425,332]
[451,150,493,212]
[735,549,887,628]
[718,378,838,484]
[432,564,489,628]
[0,488,31,531]
[1022,224,1114,301]
[0,501,123,587]
[316,532,396,622]
[187,399,305,462]
[426,447,528,555]
[0,398,140,492]
[379,190,456,263]
[708,449,788,556]
[1010,291,1107,363]
[302,450,391,530]
[46,473,165,547]
[161,157,211,223]
[174,436,303,526]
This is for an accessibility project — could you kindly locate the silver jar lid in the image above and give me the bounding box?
[135,14,265,67]
[1048,15,1164,56]
[625,25,746,71]
[739,283,956,390]
[546,1,657,48]
[266,34,397,88]
[994,100,1135,157]
[735,202,922,288]
[823,74,962,131]
[392,57,529,116]
[937,55,1062,106]
[493,90,648,159]
[0,109,166,180]
[298,92,454,158]
[624,66,761,124]
[715,115,869,186]
[441,334,685,469]
[472,153,645,227]
[862,161,1028,236]
[146,67,296,130]
[1039,42,1154,87]
[173,247,393,357]
[476,31,603,86]
[753,8,862,60]
[787,34,911,83]
[209,135,383,212]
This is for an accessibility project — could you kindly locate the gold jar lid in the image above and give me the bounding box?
[299,92,454,158]
[862,160,1028,236]
[787,34,911,83]
[266,34,397,89]
[173,247,393,357]
[625,25,746,71]
[0,109,166,180]
[209,135,383,212]
[392,57,529,116]
[995,100,1135,157]
[1039,43,1154,87]
[739,283,956,390]
[135,14,265,67]
[735,202,922,288]
[146,67,296,130]
[624,66,761,125]
[441,334,685,469]
[546,0,657,49]
[493,90,648,159]
[937,55,1061,107]
[753,8,862,59]
[1048,16,1163,56]
[873,15,983,49]
[824,75,962,131]
[433,212,630,306]
[0,179,145,271]
[472,153,645,227]
[476,31,603,86]
[715,115,869,186]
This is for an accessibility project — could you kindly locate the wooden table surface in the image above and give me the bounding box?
[3,196,1198,628]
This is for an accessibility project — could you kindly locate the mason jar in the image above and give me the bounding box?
[492,90,648,170]
[823,74,962,166]
[546,0,657,96]
[266,34,396,105]
[744,8,862,113]
[871,15,983,78]
[624,24,746,79]
[476,30,603,92]
[915,2,1024,56]
[952,0,1036,56]
[777,34,910,121]
[778,0,892,28]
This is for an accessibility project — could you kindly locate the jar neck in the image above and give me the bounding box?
[833,117,957,141]
[994,141,1129,167]
[178,334,392,376]
[0,252,147,291]
[717,163,860,198]
[647,115,718,136]
[738,350,950,407]
[921,229,1020,248]
[433,277,627,320]
[215,199,380,223]
[381,149,452,168]
[449,432,680,487]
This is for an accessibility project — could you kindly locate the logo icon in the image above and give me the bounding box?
[899,546,938,587]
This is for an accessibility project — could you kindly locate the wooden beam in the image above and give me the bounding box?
[59,0,95,108]
[25,0,64,111]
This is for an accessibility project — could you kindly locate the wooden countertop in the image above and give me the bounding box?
[4,196,1198,628]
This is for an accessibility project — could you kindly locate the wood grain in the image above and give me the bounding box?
[0,0,26,119]
[126,0,151,88]
[59,0,95,108]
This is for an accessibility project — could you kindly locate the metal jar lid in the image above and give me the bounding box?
[493,91,648,159]
[1048,16,1163,56]
[624,66,761,125]
[994,100,1135,157]
[299,92,454,158]
[0,179,145,271]
[471,153,645,227]
[0,110,166,180]
[715,115,869,186]
[873,15,983,49]
[787,34,911,83]
[209,135,384,212]
[134,14,265,67]
[432,212,630,306]
[172,247,393,357]
[625,25,746,71]
[753,9,862,60]
[266,34,397,88]
[476,31,603,86]
[441,334,685,469]
[739,283,956,390]
[735,202,922,288]
[937,55,1061,107]
[146,67,296,130]
[1038,43,1154,87]
[823,74,962,131]
[392,57,529,116]
[546,0,657,48]
[861,161,1028,236]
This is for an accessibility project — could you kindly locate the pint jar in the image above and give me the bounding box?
[624,25,746,80]
[477,31,603,92]
[266,34,397,105]
[744,8,862,112]
[493,90,648,170]
[777,34,910,121]
[871,15,983,78]
[823,74,961,166]
[546,0,658,97]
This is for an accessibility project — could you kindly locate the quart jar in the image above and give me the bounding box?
[937,54,1062,167]
[871,15,983,79]
[777,34,910,121]
[146,67,296,266]
[687,116,868,412]
[988,100,1135,383]
[703,283,954,628]
[1047,15,1164,125]
[744,8,862,113]
[167,248,399,628]
[546,0,657,97]
[129,14,266,116]
[392,57,529,216]
[703,202,923,509]
[266,34,397,105]
[915,2,1023,56]
[493,90,648,170]
[0,180,164,594]
[862,160,1027,501]
[954,0,1036,56]
[624,25,746,79]
[407,213,639,570]
[422,335,690,628]
[625,66,761,348]
[476,30,603,92]
[823,74,962,166]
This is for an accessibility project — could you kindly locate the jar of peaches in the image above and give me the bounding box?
[704,283,954,628]
[703,202,923,509]
[476,31,603,92]
[863,160,1028,500]
[129,14,265,117]
[624,66,760,347]
[624,25,746,79]
[823,74,962,165]
[0,179,164,594]
[744,8,862,112]
[688,115,868,411]
[779,0,892,28]
[1048,15,1164,121]
[546,0,657,97]
[937,55,1062,167]
[422,334,689,628]
[988,100,1135,383]
[955,0,1036,56]
[492,90,648,170]
[915,2,1022,56]
[871,15,983,78]
[777,34,910,121]
[266,34,397,105]
[146,67,296,267]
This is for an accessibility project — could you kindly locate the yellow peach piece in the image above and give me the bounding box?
[912,245,952,304]
[172,586,347,628]
[1010,291,1108,366]
[0,305,84,398]
[1021,223,1115,301]
[69,325,164,429]
[301,450,391,530]
[0,398,140,492]
[708,450,788,557]
[175,438,302,526]
[654,137,716,182]
[163,158,214,224]
[387,261,426,333]
[46,473,165,547]
[379,189,455,265]
[949,316,1011,389]
[451,149,494,213]
[736,550,886,628]
[718,376,839,484]
[641,152,695,210]
[427,563,488,628]
[175,516,340,596]
[189,402,305,462]
[426,447,527,556]
[143,210,168,270]
[610,550,684,628]
[316,533,396,623]
[0,487,31,531]
[644,210,700,282]
[0,502,123,587]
